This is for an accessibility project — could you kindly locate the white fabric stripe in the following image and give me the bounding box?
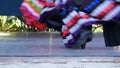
[69,22,80,33]
[90,1,113,17]
[102,5,120,21]
[63,11,78,24]
[63,16,72,24]
[63,34,73,43]
[77,19,91,26]
[63,39,67,44]
[62,25,67,32]
[55,0,61,6]
[79,11,86,16]
[22,3,39,18]
[62,12,74,24]
[77,18,98,26]
[70,10,79,17]
[69,17,98,34]
[62,0,67,4]
[40,7,54,15]
[31,0,44,9]
[62,11,79,33]
[63,17,99,44]
[69,18,98,34]
[84,18,99,24]
[55,0,67,5]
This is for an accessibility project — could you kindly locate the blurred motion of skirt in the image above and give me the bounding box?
[0,0,23,16]
[103,21,120,47]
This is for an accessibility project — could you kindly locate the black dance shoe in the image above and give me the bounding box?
[69,27,93,49]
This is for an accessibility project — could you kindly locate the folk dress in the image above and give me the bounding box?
[20,0,120,48]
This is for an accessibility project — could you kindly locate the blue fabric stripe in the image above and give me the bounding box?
[60,5,79,16]
[83,0,100,12]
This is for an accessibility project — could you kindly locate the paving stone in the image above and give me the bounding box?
[0,32,119,67]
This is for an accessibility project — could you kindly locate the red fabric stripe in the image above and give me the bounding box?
[25,20,35,27]
[97,2,117,18]
[66,14,80,27]
[24,0,40,14]
[66,21,74,27]
[20,6,47,31]
[82,14,89,18]
[62,29,70,37]
[20,6,38,20]
[73,14,81,20]
[33,21,47,31]
[45,2,55,6]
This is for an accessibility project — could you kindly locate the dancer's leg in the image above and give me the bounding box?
[103,21,120,47]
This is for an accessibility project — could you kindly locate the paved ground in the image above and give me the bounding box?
[0,62,120,68]
[0,32,119,57]
[0,32,120,68]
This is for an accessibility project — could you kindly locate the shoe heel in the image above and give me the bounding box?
[80,44,86,49]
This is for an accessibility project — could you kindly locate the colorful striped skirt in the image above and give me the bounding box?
[20,0,120,48]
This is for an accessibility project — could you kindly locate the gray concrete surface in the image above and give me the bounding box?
[0,57,120,68]
[0,32,119,57]
[0,62,120,68]
[0,32,120,68]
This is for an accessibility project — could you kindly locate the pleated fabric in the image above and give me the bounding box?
[20,0,68,31]
[20,0,120,47]
[61,0,120,47]
[20,0,55,30]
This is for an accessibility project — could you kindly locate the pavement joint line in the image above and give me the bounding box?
[0,57,119,63]
[0,32,103,37]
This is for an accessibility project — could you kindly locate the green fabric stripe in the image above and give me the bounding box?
[28,0,42,11]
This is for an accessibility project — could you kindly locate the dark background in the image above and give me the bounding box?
[0,0,23,16]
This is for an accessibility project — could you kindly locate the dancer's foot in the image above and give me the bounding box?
[69,28,93,49]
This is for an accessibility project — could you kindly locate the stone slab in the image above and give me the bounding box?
[0,32,119,57]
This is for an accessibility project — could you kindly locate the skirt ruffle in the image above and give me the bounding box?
[20,0,120,48]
